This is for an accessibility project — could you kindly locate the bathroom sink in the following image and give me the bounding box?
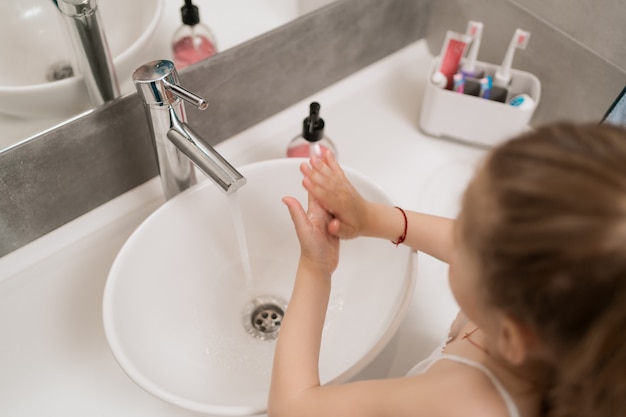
[0,0,162,119]
[103,158,415,415]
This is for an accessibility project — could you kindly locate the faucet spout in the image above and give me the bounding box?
[133,60,246,199]
[167,107,246,194]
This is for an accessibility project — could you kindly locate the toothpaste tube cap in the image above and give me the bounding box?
[431,71,448,89]
[509,93,535,110]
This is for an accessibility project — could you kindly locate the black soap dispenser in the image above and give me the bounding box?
[172,0,218,70]
[286,102,337,158]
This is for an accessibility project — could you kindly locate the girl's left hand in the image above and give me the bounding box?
[282,194,339,276]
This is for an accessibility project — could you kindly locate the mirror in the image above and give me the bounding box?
[0,0,336,151]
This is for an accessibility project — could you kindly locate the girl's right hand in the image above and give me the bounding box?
[300,150,370,239]
[282,194,339,276]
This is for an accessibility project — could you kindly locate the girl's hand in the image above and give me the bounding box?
[282,193,339,276]
[300,151,370,239]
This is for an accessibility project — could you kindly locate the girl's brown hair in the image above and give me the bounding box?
[461,123,626,416]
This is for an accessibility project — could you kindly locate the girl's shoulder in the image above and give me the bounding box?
[408,359,514,417]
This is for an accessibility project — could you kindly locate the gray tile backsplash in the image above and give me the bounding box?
[425,0,626,126]
[512,0,626,70]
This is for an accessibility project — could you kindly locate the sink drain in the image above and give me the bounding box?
[46,61,74,82]
[242,295,287,340]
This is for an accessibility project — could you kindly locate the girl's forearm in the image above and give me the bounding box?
[364,203,455,263]
[268,259,331,415]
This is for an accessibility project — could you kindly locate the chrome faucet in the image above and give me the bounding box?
[132,60,246,199]
[57,0,120,106]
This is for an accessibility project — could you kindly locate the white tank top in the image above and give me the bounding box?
[406,344,521,417]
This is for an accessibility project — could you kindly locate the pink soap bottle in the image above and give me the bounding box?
[172,0,218,70]
[286,102,337,159]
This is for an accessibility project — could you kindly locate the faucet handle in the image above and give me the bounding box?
[133,60,208,110]
[164,80,208,110]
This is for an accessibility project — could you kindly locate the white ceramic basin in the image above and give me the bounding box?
[103,158,415,416]
[0,0,162,119]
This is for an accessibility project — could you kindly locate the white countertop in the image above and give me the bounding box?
[0,39,487,416]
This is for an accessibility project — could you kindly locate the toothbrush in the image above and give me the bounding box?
[461,21,484,79]
[479,75,493,99]
[453,73,465,94]
[494,28,530,88]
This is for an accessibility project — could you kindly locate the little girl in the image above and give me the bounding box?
[268,122,626,417]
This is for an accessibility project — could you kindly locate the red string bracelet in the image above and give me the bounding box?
[391,206,407,247]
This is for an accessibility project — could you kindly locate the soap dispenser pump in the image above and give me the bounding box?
[172,0,218,70]
[287,102,337,158]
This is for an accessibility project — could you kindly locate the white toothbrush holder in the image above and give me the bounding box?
[419,57,541,147]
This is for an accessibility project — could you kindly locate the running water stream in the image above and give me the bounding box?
[227,192,253,288]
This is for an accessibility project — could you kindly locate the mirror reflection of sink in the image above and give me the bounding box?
[0,0,162,119]
[103,158,415,415]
